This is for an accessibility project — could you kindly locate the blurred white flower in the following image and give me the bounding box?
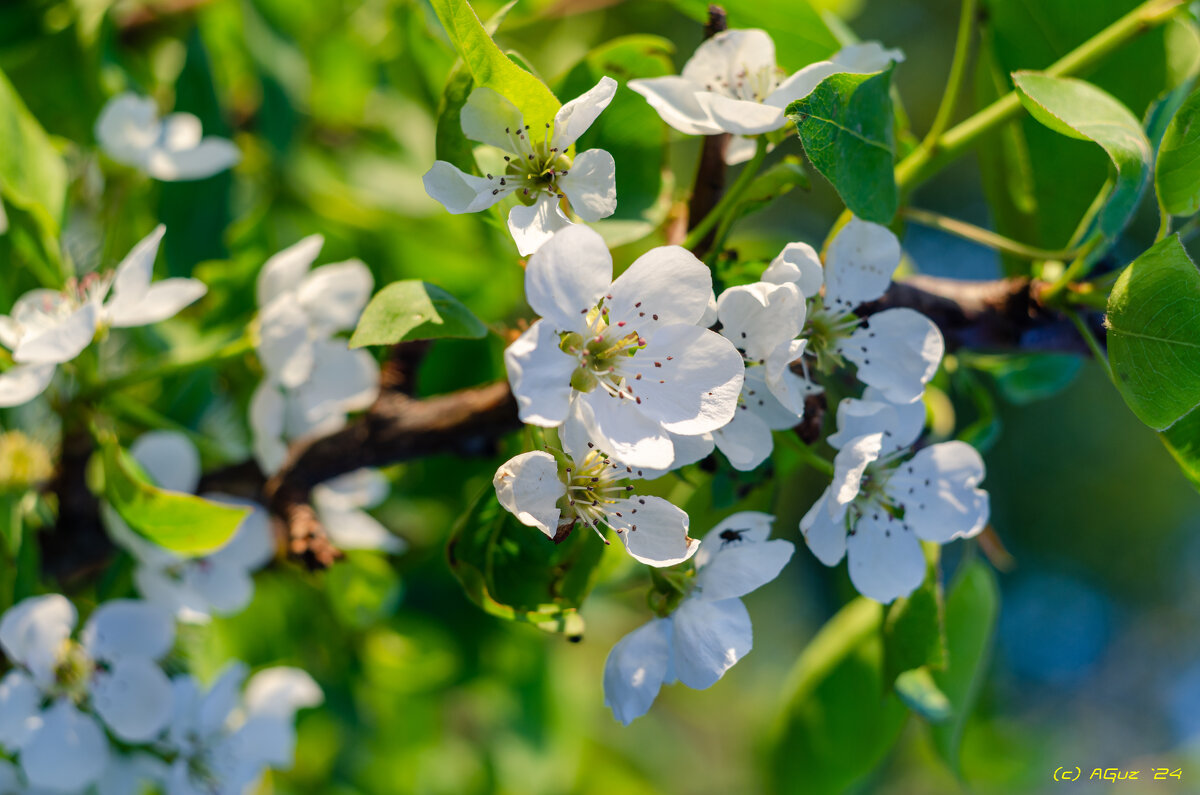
[0,595,175,792]
[630,32,903,164]
[102,430,276,623]
[504,224,743,470]
[95,93,239,181]
[801,393,989,603]
[603,512,794,724]
[0,225,205,408]
[423,77,618,255]
[162,664,322,795]
[313,468,406,553]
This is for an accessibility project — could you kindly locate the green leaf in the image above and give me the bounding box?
[931,559,1000,776]
[447,488,604,636]
[895,667,952,723]
[98,435,248,556]
[1012,72,1151,242]
[733,155,810,219]
[1162,405,1200,492]
[965,352,1083,405]
[668,0,839,71]
[767,598,908,795]
[1106,234,1200,431]
[1156,86,1200,216]
[428,0,559,129]
[883,545,946,683]
[786,68,897,224]
[350,280,487,348]
[0,67,66,280]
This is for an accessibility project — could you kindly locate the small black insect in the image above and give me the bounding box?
[719,527,750,546]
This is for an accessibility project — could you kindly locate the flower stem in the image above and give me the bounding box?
[682,137,769,255]
[902,207,1076,261]
[919,0,978,151]
[84,333,255,399]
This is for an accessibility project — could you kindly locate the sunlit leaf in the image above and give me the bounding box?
[1156,86,1200,216]
[350,280,487,348]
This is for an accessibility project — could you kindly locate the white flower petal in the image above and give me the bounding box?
[0,363,55,407]
[0,759,19,793]
[830,432,883,512]
[107,279,207,328]
[670,597,752,690]
[199,663,248,736]
[145,137,239,181]
[459,86,525,151]
[717,281,803,361]
[603,618,671,725]
[81,600,173,663]
[746,363,806,429]
[291,340,379,420]
[577,389,674,470]
[202,497,275,571]
[763,241,825,299]
[629,325,743,435]
[558,148,616,222]
[313,468,388,511]
[627,76,723,136]
[243,667,323,720]
[696,93,785,135]
[257,299,314,388]
[886,441,988,543]
[823,217,901,311]
[493,451,564,539]
[845,511,926,603]
[422,160,509,214]
[319,507,406,553]
[95,752,169,795]
[694,513,792,601]
[0,595,76,684]
[762,61,840,109]
[827,396,925,453]
[0,672,39,749]
[159,113,202,151]
[296,261,373,335]
[840,308,944,404]
[522,223,611,330]
[553,76,618,150]
[607,246,712,332]
[611,496,697,567]
[92,657,173,742]
[764,338,816,416]
[713,407,775,471]
[181,561,255,616]
[20,701,109,793]
[13,303,97,365]
[250,380,288,476]
[504,320,576,427]
[105,225,165,314]
[723,134,760,166]
[682,29,776,91]
[257,235,323,309]
[95,94,160,164]
[507,194,572,256]
[800,489,847,566]
[130,430,201,494]
[832,42,906,72]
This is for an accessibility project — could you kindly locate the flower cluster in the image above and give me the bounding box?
[0,594,320,793]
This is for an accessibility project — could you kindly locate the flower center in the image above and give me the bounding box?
[560,306,666,403]
[52,640,94,702]
[558,449,640,540]
[705,65,781,102]
[803,299,860,373]
[483,123,574,205]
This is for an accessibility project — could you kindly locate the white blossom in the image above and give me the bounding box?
[250,235,379,475]
[763,218,944,404]
[313,468,406,553]
[161,664,322,795]
[629,32,903,164]
[0,225,205,408]
[0,595,175,792]
[95,93,239,181]
[504,224,743,470]
[801,394,990,603]
[102,431,275,623]
[423,77,618,255]
[603,512,794,724]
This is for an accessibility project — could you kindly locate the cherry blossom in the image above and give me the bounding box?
[95,93,239,181]
[313,468,406,553]
[603,512,794,724]
[423,77,618,255]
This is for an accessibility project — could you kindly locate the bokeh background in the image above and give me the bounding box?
[4,0,1200,792]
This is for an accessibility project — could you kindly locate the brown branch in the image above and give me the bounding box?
[43,429,112,586]
[681,5,731,254]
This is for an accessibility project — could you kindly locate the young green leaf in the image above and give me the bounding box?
[786,68,898,224]
[1106,234,1200,431]
[350,280,487,348]
[931,559,1000,776]
[99,436,248,556]
[1155,86,1200,216]
[428,0,559,130]
[766,598,908,795]
[895,667,952,723]
[1012,72,1151,242]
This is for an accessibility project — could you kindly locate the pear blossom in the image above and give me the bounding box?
[801,394,989,603]
[0,225,205,408]
[161,664,322,795]
[0,595,175,792]
[102,431,275,623]
[492,409,699,567]
[603,512,794,724]
[504,224,744,470]
[629,32,903,164]
[312,468,406,553]
[763,218,944,404]
[423,77,618,255]
[250,235,379,474]
[95,93,239,181]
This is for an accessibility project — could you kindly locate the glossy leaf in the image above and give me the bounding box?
[1106,234,1200,431]
[98,435,248,556]
[1013,72,1151,242]
[931,559,1000,776]
[767,598,907,795]
[350,280,487,348]
[428,0,559,129]
[1156,86,1200,216]
[786,68,897,224]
